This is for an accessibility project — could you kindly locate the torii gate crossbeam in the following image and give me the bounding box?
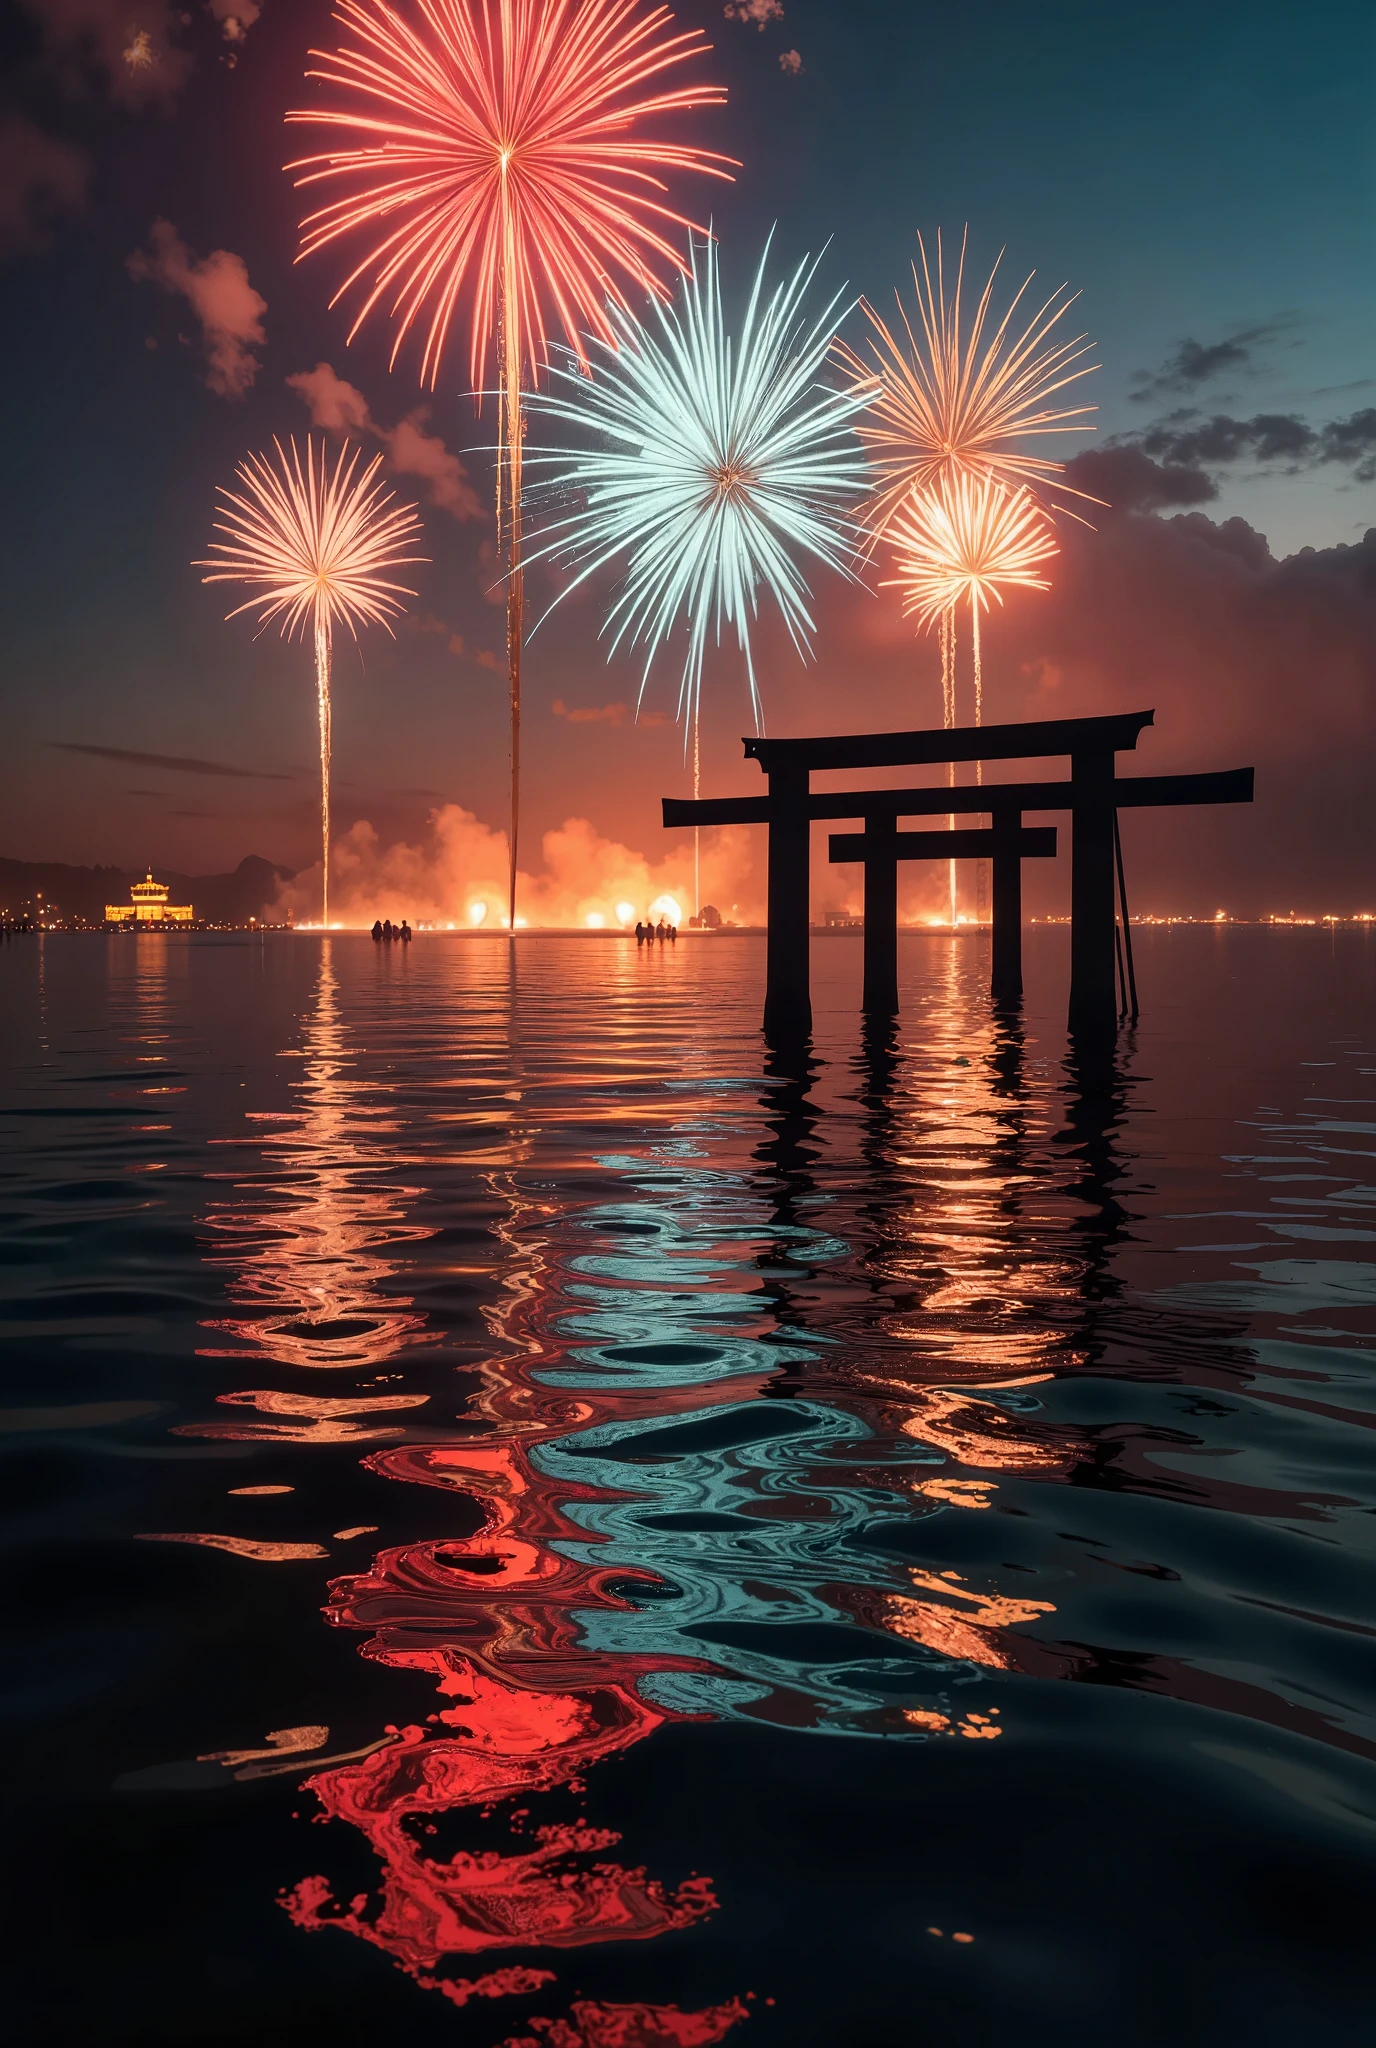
[660,710,1255,1036]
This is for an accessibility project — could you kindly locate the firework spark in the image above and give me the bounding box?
[842,229,1099,538]
[196,437,425,927]
[286,0,732,930]
[526,234,867,900]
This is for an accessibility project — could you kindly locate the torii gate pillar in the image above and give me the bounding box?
[1070,745,1118,1031]
[764,762,812,1038]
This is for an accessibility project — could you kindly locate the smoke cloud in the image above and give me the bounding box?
[285,361,370,434]
[278,806,764,930]
[205,0,262,48]
[723,0,785,26]
[287,361,481,518]
[128,219,266,397]
[384,409,482,519]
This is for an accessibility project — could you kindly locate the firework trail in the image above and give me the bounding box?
[524,234,868,910]
[882,470,1057,923]
[197,436,425,927]
[286,0,731,932]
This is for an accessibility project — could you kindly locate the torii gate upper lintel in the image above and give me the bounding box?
[661,709,1255,1037]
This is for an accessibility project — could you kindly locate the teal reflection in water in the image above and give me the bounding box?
[520,1131,1010,1732]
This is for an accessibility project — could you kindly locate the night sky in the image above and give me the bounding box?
[2,0,1373,916]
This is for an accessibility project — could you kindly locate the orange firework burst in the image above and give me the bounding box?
[196,436,425,928]
[842,229,1099,538]
[882,471,1058,636]
[286,0,732,929]
[882,470,1057,926]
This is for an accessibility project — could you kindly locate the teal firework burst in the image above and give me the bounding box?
[525,234,871,742]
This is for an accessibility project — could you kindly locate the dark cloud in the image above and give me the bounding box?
[51,742,296,779]
[995,513,1376,912]
[1128,322,1288,401]
[807,501,1376,914]
[0,115,88,255]
[1318,409,1376,483]
[1133,411,1316,467]
[1064,447,1217,514]
[1110,406,1376,484]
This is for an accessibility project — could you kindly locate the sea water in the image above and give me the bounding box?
[3,926,1375,2046]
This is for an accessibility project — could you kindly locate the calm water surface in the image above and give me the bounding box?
[4,928,1376,2046]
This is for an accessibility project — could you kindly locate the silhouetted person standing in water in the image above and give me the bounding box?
[656,918,666,942]
[400,920,412,943]
[635,922,646,945]
[372,920,383,942]
[383,920,394,941]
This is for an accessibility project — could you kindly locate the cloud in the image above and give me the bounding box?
[1128,327,1279,402]
[979,513,1376,912]
[51,742,295,779]
[1318,409,1376,483]
[1110,406,1376,485]
[447,634,501,671]
[552,698,628,725]
[287,361,481,518]
[1134,411,1315,467]
[205,0,262,48]
[1064,447,1218,514]
[276,804,763,928]
[723,0,784,25]
[0,115,88,255]
[794,483,1376,916]
[127,220,266,397]
[385,409,482,519]
[284,361,370,433]
[779,48,803,73]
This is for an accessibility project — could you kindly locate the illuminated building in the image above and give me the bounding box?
[105,870,194,924]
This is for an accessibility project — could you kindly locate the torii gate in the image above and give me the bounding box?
[661,709,1254,1035]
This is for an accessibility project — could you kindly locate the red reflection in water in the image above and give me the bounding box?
[499,1998,749,2046]
[282,1428,729,1997]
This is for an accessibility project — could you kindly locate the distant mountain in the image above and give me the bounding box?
[0,855,296,924]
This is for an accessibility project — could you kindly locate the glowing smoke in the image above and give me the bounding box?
[276,807,765,929]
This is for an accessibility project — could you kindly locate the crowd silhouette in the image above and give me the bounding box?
[371,920,412,944]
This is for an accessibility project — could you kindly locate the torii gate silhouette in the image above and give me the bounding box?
[662,709,1254,1036]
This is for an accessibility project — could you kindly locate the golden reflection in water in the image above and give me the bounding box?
[135,1532,329,1561]
[884,1567,1057,1669]
[848,951,1084,1542]
[197,942,433,1378]
[878,953,1083,1381]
